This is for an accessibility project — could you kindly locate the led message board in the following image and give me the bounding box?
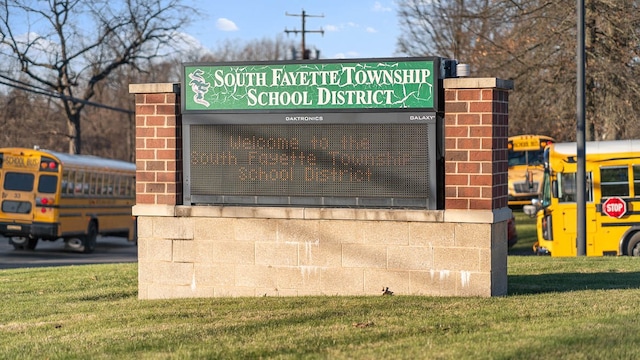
[182,57,445,209]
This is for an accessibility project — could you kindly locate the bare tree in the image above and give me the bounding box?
[396,0,640,142]
[0,85,67,149]
[0,0,191,154]
[212,35,296,62]
[397,0,509,63]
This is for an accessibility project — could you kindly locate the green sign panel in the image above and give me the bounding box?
[184,59,436,111]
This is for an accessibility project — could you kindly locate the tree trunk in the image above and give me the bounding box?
[67,113,81,154]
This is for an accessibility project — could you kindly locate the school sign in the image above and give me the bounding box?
[184,59,437,111]
[181,58,448,209]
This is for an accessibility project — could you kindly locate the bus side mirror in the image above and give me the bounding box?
[552,180,558,198]
[523,204,538,217]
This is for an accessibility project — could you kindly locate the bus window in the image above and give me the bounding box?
[528,150,544,166]
[88,172,98,195]
[38,175,58,194]
[633,166,640,197]
[508,151,527,167]
[586,172,593,202]
[105,174,114,195]
[2,200,31,214]
[541,171,552,207]
[124,177,134,196]
[96,173,104,195]
[74,171,84,195]
[508,150,545,166]
[62,170,70,194]
[114,176,122,196]
[557,172,594,203]
[558,173,576,202]
[83,179,90,194]
[65,170,75,195]
[4,173,35,191]
[601,166,629,197]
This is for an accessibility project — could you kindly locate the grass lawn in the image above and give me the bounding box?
[2,213,639,359]
[0,256,640,359]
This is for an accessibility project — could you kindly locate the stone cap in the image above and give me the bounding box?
[129,83,179,94]
[444,78,514,91]
[133,204,512,224]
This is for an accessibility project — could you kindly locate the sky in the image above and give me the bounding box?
[181,0,400,60]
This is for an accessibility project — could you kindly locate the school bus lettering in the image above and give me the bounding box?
[512,138,540,151]
[4,155,39,169]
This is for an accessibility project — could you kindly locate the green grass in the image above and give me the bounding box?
[3,256,640,359]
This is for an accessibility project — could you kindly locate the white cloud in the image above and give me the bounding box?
[347,51,360,57]
[324,23,359,32]
[372,1,392,12]
[216,18,238,31]
[333,51,360,59]
[366,27,377,33]
[324,24,339,32]
[324,22,360,32]
[169,32,213,56]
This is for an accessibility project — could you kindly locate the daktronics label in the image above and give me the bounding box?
[189,124,430,198]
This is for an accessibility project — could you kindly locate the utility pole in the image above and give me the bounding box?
[285,9,324,59]
[576,0,586,256]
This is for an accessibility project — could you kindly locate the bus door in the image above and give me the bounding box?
[553,171,596,256]
[593,165,635,256]
[32,164,60,226]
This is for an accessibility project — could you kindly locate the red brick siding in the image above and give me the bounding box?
[134,90,182,205]
[444,87,509,210]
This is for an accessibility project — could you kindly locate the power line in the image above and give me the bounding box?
[0,74,134,114]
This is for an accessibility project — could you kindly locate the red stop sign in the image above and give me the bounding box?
[603,197,627,218]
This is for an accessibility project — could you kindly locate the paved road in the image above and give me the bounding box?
[0,236,138,269]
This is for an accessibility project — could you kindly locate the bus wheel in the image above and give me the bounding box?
[82,221,98,254]
[9,237,38,250]
[627,233,640,257]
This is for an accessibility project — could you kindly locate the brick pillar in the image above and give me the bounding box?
[443,78,513,210]
[128,83,182,206]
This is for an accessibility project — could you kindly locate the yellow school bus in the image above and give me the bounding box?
[0,147,136,253]
[508,135,555,206]
[526,140,640,256]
